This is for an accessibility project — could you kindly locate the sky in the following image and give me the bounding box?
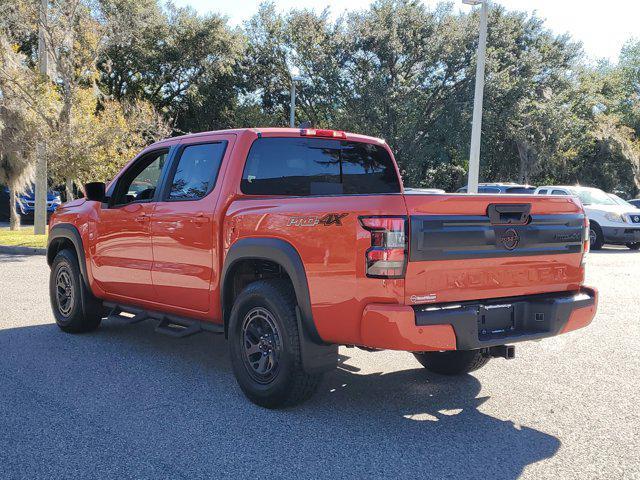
[170,0,640,62]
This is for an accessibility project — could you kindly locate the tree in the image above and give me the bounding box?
[2,0,639,202]
[239,1,588,190]
[616,39,640,136]
[0,0,171,204]
[98,0,243,133]
[46,89,170,188]
[0,106,36,230]
[240,1,477,185]
[0,39,51,230]
[563,115,640,196]
[238,3,291,126]
[342,0,475,180]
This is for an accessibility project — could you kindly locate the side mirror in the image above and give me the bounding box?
[84,182,106,202]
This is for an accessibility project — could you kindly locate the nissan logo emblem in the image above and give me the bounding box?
[500,228,520,250]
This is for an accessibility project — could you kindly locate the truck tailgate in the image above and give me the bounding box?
[403,194,586,305]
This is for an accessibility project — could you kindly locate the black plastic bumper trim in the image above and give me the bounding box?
[414,288,596,350]
[602,226,640,243]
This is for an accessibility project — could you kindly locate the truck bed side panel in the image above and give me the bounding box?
[224,194,407,344]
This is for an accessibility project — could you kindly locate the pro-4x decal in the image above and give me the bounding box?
[287,213,349,227]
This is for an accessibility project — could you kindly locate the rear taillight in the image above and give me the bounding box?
[359,216,407,278]
[300,128,347,139]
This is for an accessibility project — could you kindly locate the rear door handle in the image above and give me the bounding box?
[192,214,210,225]
[135,214,150,223]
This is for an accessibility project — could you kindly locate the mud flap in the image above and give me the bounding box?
[295,306,338,374]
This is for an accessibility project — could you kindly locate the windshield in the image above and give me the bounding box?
[569,188,617,206]
[608,194,636,208]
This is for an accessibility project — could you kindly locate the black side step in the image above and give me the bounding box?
[155,318,201,338]
[106,306,148,325]
[102,302,224,337]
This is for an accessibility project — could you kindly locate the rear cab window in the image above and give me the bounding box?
[241,137,401,196]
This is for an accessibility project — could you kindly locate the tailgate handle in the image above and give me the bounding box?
[487,204,531,225]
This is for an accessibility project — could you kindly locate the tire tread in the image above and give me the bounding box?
[50,248,102,333]
[413,349,490,375]
[229,279,323,408]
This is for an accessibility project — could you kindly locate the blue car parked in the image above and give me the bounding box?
[0,185,61,221]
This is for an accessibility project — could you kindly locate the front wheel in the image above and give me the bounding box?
[589,223,604,250]
[626,243,640,250]
[228,279,323,408]
[49,249,103,333]
[413,350,490,375]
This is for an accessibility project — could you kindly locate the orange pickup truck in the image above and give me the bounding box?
[47,128,597,407]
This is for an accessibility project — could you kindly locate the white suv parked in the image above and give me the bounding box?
[534,186,640,250]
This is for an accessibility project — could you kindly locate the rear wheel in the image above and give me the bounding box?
[589,222,604,250]
[413,350,490,375]
[228,279,323,408]
[49,249,103,333]
[626,243,640,250]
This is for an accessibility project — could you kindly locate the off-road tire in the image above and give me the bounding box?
[49,248,103,333]
[413,349,490,375]
[589,222,604,250]
[228,279,323,408]
[626,243,640,250]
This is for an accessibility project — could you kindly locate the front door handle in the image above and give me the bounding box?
[135,214,150,223]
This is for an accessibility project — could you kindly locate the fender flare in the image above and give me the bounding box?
[47,223,91,292]
[222,237,320,342]
[222,237,337,374]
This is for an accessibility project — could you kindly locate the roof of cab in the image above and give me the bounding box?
[147,127,386,149]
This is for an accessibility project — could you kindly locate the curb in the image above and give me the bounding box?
[0,245,46,256]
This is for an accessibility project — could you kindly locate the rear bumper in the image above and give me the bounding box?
[602,226,640,244]
[360,287,597,351]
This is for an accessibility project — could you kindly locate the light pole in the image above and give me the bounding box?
[34,0,49,234]
[463,0,488,194]
[290,72,304,128]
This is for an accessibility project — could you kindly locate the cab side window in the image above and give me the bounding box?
[112,150,168,206]
[552,189,568,195]
[165,142,227,201]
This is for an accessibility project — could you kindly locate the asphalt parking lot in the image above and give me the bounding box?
[0,249,638,479]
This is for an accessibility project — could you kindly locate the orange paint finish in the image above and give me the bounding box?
[49,127,597,351]
[403,193,583,216]
[149,132,237,315]
[404,254,584,306]
[561,288,598,334]
[360,304,457,351]
[223,194,407,344]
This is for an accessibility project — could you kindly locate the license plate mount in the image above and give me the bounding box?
[478,304,515,339]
